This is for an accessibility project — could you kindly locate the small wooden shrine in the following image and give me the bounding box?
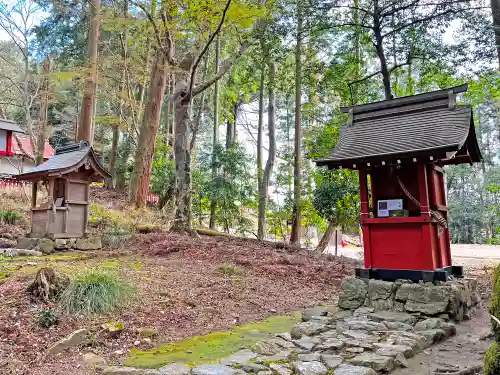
[14,141,110,238]
[315,84,482,281]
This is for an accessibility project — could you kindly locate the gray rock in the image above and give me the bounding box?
[348,353,395,372]
[420,329,446,345]
[17,237,39,250]
[320,354,343,370]
[382,321,413,332]
[291,322,327,339]
[192,364,237,375]
[368,311,417,325]
[368,280,395,300]
[353,307,374,316]
[394,354,408,368]
[405,285,451,315]
[47,328,89,354]
[257,372,273,375]
[76,236,102,250]
[293,336,320,351]
[341,330,380,343]
[463,306,476,321]
[276,332,292,341]
[273,338,296,350]
[333,364,376,375]
[68,238,77,249]
[54,238,68,250]
[269,364,291,375]
[297,353,321,362]
[370,298,394,311]
[392,301,405,312]
[345,347,364,354]
[316,338,344,351]
[346,320,387,332]
[292,361,328,375]
[221,349,258,366]
[414,318,443,331]
[373,343,413,358]
[240,364,270,373]
[253,351,291,364]
[338,278,367,310]
[0,238,16,248]
[0,232,14,240]
[342,339,373,350]
[37,238,55,254]
[253,340,282,356]
[386,331,427,355]
[83,352,107,369]
[395,283,422,302]
[157,363,191,375]
[103,367,155,375]
[329,310,353,321]
[302,307,328,322]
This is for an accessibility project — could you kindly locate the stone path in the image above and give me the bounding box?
[103,307,460,375]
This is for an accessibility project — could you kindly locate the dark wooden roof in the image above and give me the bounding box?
[14,141,111,180]
[0,119,23,133]
[315,84,482,169]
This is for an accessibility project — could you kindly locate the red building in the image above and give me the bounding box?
[315,84,482,281]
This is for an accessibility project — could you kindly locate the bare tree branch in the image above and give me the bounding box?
[187,0,232,101]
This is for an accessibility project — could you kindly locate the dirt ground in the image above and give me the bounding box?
[393,306,494,375]
[0,233,354,375]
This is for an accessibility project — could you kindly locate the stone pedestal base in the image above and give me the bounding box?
[338,277,480,322]
[16,235,103,254]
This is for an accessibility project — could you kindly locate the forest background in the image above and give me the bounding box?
[0,0,499,248]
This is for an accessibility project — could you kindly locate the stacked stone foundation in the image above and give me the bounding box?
[338,277,481,322]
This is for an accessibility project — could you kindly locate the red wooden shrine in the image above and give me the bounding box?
[315,84,482,281]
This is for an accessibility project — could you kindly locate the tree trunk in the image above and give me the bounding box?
[190,55,209,152]
[36,57,50,166]
[226,101,238,148]
[209,35,221,229]
[373,1,392,100]
[172,86,192,234]
[258,61,276,240]
[77,0,101,143]
[492,0,500,69]
[290,0,302,245]
[107,0,128,188]
[257,64,265,240]
[316,221,336,253]
[129,50,168,207]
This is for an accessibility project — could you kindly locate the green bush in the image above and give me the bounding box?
[217,263,242,276]
[60,269,135,315]
[37,308,59,328]
[485,343,500,375]
[0,210,22,225]
[490,264,500,341]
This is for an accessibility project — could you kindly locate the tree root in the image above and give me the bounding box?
[435,365,482,375]
[26,267,70,303]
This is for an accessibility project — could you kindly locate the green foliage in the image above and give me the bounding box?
[485,343,500,375]
[60,269,135,315]
[313,170,359,229]
[151,136,174,196]
[217,263,242,276]
[194,142,255,234]
[0,210,23,225]
[491,264,500,342]
[37,308,59,328]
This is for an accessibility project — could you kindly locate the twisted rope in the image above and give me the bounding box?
[396,176,447,236]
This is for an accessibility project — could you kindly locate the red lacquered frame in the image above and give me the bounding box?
[359,163,451,273]
[0,130,13,156]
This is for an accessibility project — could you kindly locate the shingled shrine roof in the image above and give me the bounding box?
[14,141,111,180]
[315,84,482,169]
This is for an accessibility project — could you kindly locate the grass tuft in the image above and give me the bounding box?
[217,263,242,276]
[60,269,135,315]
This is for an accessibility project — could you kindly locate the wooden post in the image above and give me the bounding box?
[359,169,372,268]
[418,164,436,269]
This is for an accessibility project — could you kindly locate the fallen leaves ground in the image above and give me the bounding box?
[0,232,354,375]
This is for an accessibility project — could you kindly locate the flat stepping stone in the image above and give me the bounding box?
[372,343,413,358]
[292,361,328,375]
[291,322,327,339]
[221,349,258,366]
[192,364,237,375]
[320,354,343,370]
[348,353,395,372]
[302,307,328,322]
[341,330,380,343]
[333,364,377,375]
[368,311,417,325]
[157,363,191,375]
[316,338,344,350]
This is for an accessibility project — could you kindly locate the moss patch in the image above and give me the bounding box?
[125,312,300,369]
[485,343,500,375]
